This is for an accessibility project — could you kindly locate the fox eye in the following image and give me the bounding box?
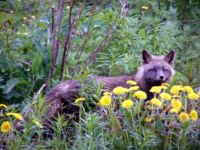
[150,69,156,72]
[163,68,169,72]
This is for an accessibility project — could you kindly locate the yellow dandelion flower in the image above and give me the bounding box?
[32,16,36,19]
[141,6,148,10]
[8,29,12,31]
[144,117,154,123]
[179,112,190,123]
[22,24,26,27]
[24,32,28,35]
[188,93,199,100]
[18,0,21,1]
[172,95,180,98]
[129,86,139,91]
[132,91,147,99]
[0,104,7,109]
[1,121,11,133]
[66,6,70,10]
[184,86,193,94]
[122,100,133,108]
[160,93,171,100]
[103,92,113,96]
[113,86,125,95]
[170,85,182,95]
[16,32,20,35]
[161,83,170,87]
[170,109,179,113]
[190,110,198,121]
[75,98,86,104]
[150,86,161,93]
[126,80,137,85]
[23,17,27,20]
[99,95,112,106]
[172,100,182,110]
[198,91,200,96]
[10,11,14,14]
[33,120,43,128]
[159,86,168,90]
[7,113,23,120]
[0,32,3,35]
[151,98,162,107]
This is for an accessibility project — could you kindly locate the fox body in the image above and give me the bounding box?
[42,50,175,121]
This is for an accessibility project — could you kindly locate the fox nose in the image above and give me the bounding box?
[159,76,164,80]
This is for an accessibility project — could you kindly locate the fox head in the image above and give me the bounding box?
[135,50,175,86]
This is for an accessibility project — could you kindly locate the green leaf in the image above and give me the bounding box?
[2,78,28,94]
[0,12,12,25]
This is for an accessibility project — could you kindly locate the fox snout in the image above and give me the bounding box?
[156,70,165,82]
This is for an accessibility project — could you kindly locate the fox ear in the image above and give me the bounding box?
[142,50,153,64]
[164,50,175,66]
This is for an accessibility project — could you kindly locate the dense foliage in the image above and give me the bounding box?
[0,0,200,149]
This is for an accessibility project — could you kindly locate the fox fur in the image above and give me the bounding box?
[16,50,175,129]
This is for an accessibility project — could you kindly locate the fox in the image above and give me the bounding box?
[16,50,175,129]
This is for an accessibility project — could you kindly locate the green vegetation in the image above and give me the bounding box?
[0,0,200,149]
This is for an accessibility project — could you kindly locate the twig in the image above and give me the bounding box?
[15,58,32,66]
[85,0,135,67]
[24,84,46,117]
[72,0,99,76]
[59,0,75,81]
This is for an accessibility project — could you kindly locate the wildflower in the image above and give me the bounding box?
[179,112,190,123]
[1,121,11,133]
[18,0,21,1]
[32,16,36,19]
[198,91,200,96]
[184,86,193,94]
[75,98,86,104]
[126,80,137,85]
[161,83,170,87]
[170,85,182,95]
[159,86,168,90]
[7,113,23,120]
[8,29,12,31]
[103,92,113,96]
[113,86,125,95]
[188,93,199,100]
[10,11,14,14]
[122,100,133,108]
[22,24,26,27]
[190,110,198,121]
[141,6,148,10]
[172,100,182,110]
[151,98,162,106]
[33,120,43,128]
[23,17,27,20]
[170,109,179,113]
[150,86,161,93]
[99,95,112,106]
[160,93,171,100]
[144,117,154,123]
[0,104,7,109]
[129,86,139,91]
[66,6,70,10]
[23,32,28,35]
[123,88,130,93]
[132,91,147,99]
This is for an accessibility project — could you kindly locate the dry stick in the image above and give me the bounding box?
[15,58,32,66]
[85,0,135,67]
[67,1,86,59]
[52,6,55,32]
[23,84,47,117]
[72,0,99,77]
[85,0,129,67]
[59,0,75,81]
